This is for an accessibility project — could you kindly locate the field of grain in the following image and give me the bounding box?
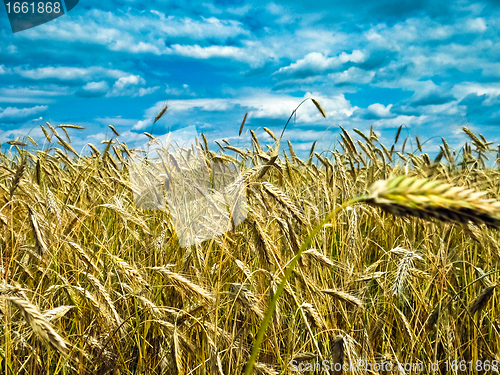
[1,112,499,374]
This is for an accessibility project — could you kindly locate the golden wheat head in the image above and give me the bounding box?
[7,297,70,356]
[365,176,500,228]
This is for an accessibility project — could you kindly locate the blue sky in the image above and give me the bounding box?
[1,0,500,157]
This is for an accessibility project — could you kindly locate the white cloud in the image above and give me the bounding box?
[78,81,110,97]
[452,83,500,104]
[9,8,274,66]
[4,4,500,154]
[107,75,146,97]
[0,105,48,123]
[152,13,248,39]
[165,84,195,97]
[275,50,365,77]
[132,119,153,131]
[248,100,293,119]
[367,103,395,118]
[329,67,375,85]
[371,114,425,129]
[467,17,487,32]
[0,85,71,103]
[352,103,398,120]
[95,117,138,127]
[137,98,236,120]
[84,132,107,144]
[20,10,248,56]
[115,41,162,55]
[136,86,160,97]
[167,41,273,66]
[284,129,336,142]
[168,44,244,60]
[133,92,353,130]
[82,81,109,91]
[115,75,144,87]
[15,66,128,82]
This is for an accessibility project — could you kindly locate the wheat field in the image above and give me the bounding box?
[0,113,499,374]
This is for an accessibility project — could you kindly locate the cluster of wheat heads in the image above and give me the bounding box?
[0,120,499,374]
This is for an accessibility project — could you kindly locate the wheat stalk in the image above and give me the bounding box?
[58,124,85,130]
[7,140,28,146]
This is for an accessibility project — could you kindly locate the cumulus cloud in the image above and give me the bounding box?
[25,70,158,98]
[151,12,249,39]
[132,119,153,131]
[406,82,456,107]
[466,17,487,32]
[354,103,397,120]
[107,75,146,97]
[410,91,455,107]
[458,93,500,125]
[136,86,160,97]
[329,67,375,86]
[368,103,395,118]
[0,105,48,124]
[274,50,365,78]
[169,44,236,58]
[77,81,110,98]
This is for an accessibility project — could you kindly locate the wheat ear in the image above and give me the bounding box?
[27,205,48,256]
[7,297,70,356]
[469,284,497,315]
[322,289,363,309]
[365,176,500,228]
[151,267,214,304]
[254,362,278,375]
[9,159,26,199]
